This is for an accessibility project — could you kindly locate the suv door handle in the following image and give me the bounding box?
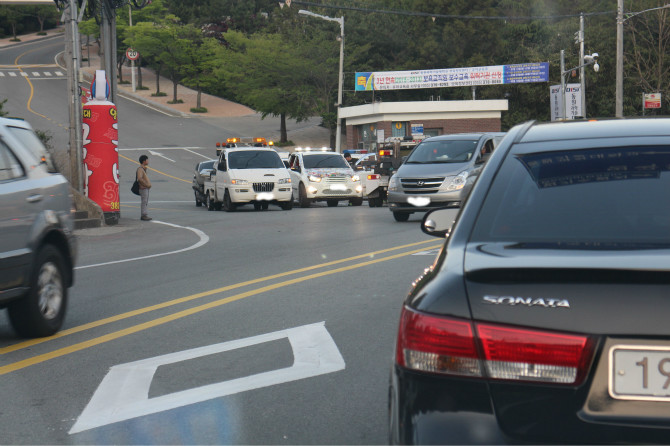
[26,194,43,203]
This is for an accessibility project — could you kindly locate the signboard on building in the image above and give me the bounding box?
[411,124,424,136]
[644,93,662,109]
[355,62,549,91]
[550,84,583,121]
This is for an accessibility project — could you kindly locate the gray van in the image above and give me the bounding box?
[387,132,505,222]
[0,117,76,337]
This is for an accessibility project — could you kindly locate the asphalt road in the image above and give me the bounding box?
[0,37,454,444]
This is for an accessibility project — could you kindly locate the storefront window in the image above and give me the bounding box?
[392,121,407,138]
[356,123,377,152]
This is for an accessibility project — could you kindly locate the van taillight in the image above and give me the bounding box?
[396,307,593,384]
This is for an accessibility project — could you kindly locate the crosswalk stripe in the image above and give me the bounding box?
[0,72,4,77]
[55,71,64,76]
[9,72,16,77]
[32,72,40,76]
[20,72,27,77]
[44,72,52,77]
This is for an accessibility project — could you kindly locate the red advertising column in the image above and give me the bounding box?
[82,70,119,224]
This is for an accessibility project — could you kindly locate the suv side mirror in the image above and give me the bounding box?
[218,161,226,171]
[421,208,455,238]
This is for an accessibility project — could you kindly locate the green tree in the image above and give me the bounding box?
[27,5,59,33]
[218,30,314,142]
[0,6,24,40]
[179,25,225,111]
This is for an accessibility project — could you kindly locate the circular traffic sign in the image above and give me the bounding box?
[126,48,139,61]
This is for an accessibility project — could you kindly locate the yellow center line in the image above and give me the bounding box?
[0,239,440,355]
[14,49,49,121]
[0,243,442,375]
[119,153,191,183]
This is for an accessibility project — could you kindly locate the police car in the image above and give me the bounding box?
[287,147,363,208]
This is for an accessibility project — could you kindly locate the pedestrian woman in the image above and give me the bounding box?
[137,154,152,221]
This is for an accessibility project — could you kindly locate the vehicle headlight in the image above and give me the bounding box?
[351,174,360,182]
[388,174,400,191]
[231,179,249,185]
[278,177,291,184]
[308,174,322,183]
[446,171,468,191]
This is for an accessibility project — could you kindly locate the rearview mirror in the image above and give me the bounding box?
[421,208,455,238]
[218,161,226,171]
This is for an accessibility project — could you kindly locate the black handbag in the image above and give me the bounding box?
[131,170,140,195]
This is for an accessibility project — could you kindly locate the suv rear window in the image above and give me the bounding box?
[470,146,670,247]
[7,126,57,172]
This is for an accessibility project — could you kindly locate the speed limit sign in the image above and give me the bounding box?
[126,48,139,61]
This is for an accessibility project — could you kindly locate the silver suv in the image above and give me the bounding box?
[387,132,505,221]
[0,117,76,337]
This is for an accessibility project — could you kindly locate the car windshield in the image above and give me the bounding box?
[303,154,348,169]
[470,146,670,247]
[405,140,478,164]
[7,125,57,172]
[228,151,284,169]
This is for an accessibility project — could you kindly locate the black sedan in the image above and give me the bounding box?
[389,118,670,444]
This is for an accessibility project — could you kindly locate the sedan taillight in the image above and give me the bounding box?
[396,307,594,385]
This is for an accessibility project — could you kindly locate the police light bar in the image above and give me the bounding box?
[253,137,267,144]
[216,142,221,147]
[268,141,274,146]
[227,137,240,144]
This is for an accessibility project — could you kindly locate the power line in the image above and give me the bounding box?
[289,1,615,21]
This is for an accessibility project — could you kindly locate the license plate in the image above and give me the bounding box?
[609,345,670,401]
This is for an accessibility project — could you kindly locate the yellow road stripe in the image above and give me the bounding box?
[119,153,191,183]
[0,239,440,355]
[0,243,442,375]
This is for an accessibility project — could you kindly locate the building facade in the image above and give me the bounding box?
[339,99,508,152]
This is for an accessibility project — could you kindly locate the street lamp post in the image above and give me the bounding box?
[560,50,599,120]
[298,9,344,152]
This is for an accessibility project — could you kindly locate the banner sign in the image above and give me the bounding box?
[355,62,548,91]
[644,93,661,109]
[550,84,583,121]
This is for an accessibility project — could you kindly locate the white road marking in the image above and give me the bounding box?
[148,149,175,162]
[184,147,214,159]
[20,72,27,76]
[44,72,52,76]
[32,71,40,76]
[412,249,441,256]
[55,71,64,76]
[118,94,182,117]
[69,322,345,434]
[0,72,4,77]
[9,72,16,77]
[75,220,208,270]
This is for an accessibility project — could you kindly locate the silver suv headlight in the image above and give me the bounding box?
[388,174,400,191]
[231,179,249,185]
[445,171,469,191]
[278,177,291,184]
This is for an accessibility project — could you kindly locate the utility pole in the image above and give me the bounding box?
[100,0,117,104]
[64,0,83,191]
[579,13,586,118]
[616,0,624,118]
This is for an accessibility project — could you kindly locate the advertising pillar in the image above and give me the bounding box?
[82,70,120,225]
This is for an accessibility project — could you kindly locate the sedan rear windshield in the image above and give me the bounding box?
[405,140,478,164]
[228,151,284,169]
[470,146,670,247]
[303,154,348,169]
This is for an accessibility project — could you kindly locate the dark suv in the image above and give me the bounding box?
[0,117,76,337]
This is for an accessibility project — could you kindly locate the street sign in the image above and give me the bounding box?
[644,93,661,109]
[126,48,139,61]
[550,84,583,121]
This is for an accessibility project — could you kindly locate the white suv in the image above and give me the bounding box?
[288,148,363,207]
[208,147,293,211]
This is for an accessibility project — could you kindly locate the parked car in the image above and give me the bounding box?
[390,118,670,444]
[0,117,76,338]
[192,159,217,207]
[387,132,505,221]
